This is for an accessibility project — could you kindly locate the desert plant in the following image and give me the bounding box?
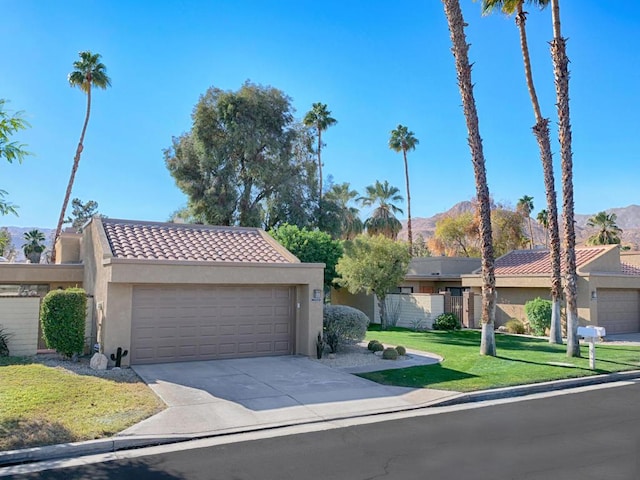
[433,312,461,331]
[384,295,402,328]
[395,345,407,356]
[504,319,526,335]
[0,324,11,356]
[323,305,370,353]
[40,287,87,358]
[524,297,552,336]
[382,347,399,360]
[371,342,384,353]
[409,315,428,332]
[367,339,381,351]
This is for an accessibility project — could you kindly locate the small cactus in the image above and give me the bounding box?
[367,340,381,351]
[395,345,407,356]
[371,342,384,353]
[382,347,399,360]
[110,347,129,367]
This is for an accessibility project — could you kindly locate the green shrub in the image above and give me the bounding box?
[367,339,381,351]
[0,325,11,357]
[323,305,370,353]
[382,347,399,360]
[432,313,461,331]
[371,342,384,353]
[40,288,87,358]
[395,345,407,356]
[504,319,526,335]
[524,297,552,336]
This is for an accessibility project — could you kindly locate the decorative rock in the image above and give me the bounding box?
[497,326,507,333]
[90,353,108,371]
[328,353,336,360]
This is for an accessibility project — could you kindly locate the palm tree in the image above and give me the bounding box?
[358,180,404,240]
[550,0,579,356]
[22,229,45,264]
[482,0,562,345]
[443,0,497,356]
[389,125,419,255]
[536,209,549,247]
[516,195,535,248]
[303,103,337,212]
[52,51,111,263]
[586,211,623,245]
[324,183,363,240]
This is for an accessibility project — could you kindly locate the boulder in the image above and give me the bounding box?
[90,353,108,370]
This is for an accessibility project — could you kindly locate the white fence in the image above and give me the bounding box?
[0,296,41,356]
[373,293,445,330]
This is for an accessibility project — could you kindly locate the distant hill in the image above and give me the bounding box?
[400,203,640,250]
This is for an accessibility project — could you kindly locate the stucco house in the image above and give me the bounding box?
[0,217,324,365]
[461,245,640,333]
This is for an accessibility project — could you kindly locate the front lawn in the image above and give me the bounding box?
[361,327,640,392]
[0,357,164,451]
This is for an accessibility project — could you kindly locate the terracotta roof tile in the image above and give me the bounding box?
[493,247,609,275]
[102,219,292,263]
[621,262,640,276]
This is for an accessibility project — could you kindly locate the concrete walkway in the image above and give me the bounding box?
[123,355,456,438]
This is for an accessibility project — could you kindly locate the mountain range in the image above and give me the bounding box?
[399,202,640,250]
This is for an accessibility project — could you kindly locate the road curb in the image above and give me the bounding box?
[3,369,640,468]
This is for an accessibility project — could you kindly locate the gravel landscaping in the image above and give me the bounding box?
[32,353,141,383]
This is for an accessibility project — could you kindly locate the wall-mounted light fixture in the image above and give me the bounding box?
[312,289,323,302]
[591,290,597,300]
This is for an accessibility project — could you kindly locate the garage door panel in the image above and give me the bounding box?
[597,289,639,334]
[131,286,295,364]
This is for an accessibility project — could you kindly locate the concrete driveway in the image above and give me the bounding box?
[121,355,456,439]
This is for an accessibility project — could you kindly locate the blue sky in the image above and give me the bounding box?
[2,1,639,228]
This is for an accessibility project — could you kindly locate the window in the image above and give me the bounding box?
[391,286,414,294]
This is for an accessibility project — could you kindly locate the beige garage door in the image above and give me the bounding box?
[597,289,640,334]
[131,285,295,364]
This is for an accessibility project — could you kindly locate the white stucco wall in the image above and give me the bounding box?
[374,293,444,329]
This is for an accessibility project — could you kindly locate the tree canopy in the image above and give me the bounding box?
[586,211,622,245]
[269,224,343,290]
[0,99,30,216]
[165,82,318,229]
[335,234,410,329]
[358,180,404,240]
[64,198,101,232]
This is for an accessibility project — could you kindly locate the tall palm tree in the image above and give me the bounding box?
[324,183,363,240]
[482,0,562,345]
[550,0,579,356]
[358,180,404,240]
[443,0,497,356]
[389,125,419,254]
[52,51,111,263]
[536,209,549,247]
[303,103,337,212]
[586,211,623,245]
[516,195,535,248]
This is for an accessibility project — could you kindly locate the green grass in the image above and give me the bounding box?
[0,357,164,451]
[360,327,640,392]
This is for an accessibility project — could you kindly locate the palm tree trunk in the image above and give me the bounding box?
[52,86,92,263]
[550,0,579,356]
[403,149,413,255]
[515,1,563,344]
[317,128,323,213]
[443,0,496,356]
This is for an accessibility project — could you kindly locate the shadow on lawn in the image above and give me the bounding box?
[0,417,75,451]
[360,363,477,388]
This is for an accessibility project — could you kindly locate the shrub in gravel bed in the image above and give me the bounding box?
[368,340,381,351]
[323,305,370,353]
[395,345,406,356]
[371,342,384,353]
[382,347,399,360]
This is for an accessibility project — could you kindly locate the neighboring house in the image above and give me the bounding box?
[461,245,640,334]
[0,218,324,365]
[332,257,481,329]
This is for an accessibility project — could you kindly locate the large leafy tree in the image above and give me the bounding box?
[303,103,337,209]
[64,198,100,233]
[165,82,318,228]
[358,180,404,240]
[323,182,363,240]
[481,0,562,345]
[52,51,111,262]
[0,99,31,216]
[269,224,343,291]
[443,0,497,356]
[492,207,528,257]
[389,125,419,254]
[516,195,535,248]
[335,234,410,330]
[550,0,579,356]
[586,211,623,245]
[434,212,479,257]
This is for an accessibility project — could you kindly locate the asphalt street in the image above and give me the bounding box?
[5,381,640,479]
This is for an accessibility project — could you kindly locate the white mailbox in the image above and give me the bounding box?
[577,325,606,369]
[577,326,606,338]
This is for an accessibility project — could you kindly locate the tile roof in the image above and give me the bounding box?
[621,262,640,276]
[101,219,293,263]
[493,247,608,275]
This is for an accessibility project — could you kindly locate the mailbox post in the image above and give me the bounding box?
[577,326,606,369]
